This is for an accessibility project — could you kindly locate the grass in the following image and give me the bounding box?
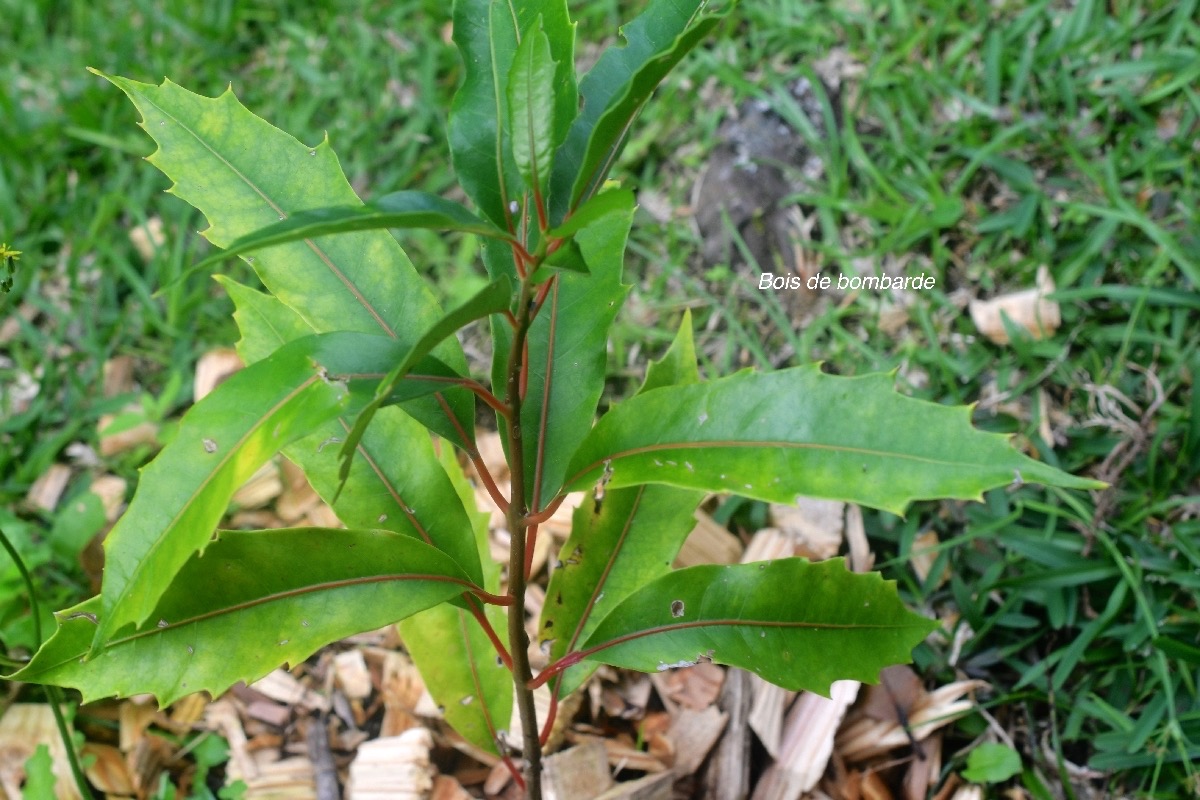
[2,0,1198,797]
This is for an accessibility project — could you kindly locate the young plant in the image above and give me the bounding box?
[7,1,1101,796]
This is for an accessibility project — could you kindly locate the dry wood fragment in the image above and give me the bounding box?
[234,756,318,800]
[565,732,669,774]
[98,409,159,457]
[194,347,244,402]
[380,651,426,737]
[232,461,283,510]
[543,740,615,800]
[845,504,872,573]
[837,680,986,763]
[334,649,373,700]
[305,716,340,800]
[741,527,796,564]
[659,662,724,711]
[251,669,331,712]
[127,734,171,797]
[26,463,72,512]
[346,727,435,800]
[120,700,157,752]
[904,730,942,800]
[277,457,321,523]
[169,692,208,727]
[207,699,258,784]
[769,497,845,560]
[702,668,752,800]
[129,216,165,262]
[968,265,1059,345]
[102,355,136,398]
[245,700,291,729]
[909,529,948,588]
[0,703,81,800]
[675,511,743,567]
[595,771,673,800]
[747,675,788,758]
[89,474,128,522]
[430,774,473,800]
[80,742,135,796]
[669,706,728,776]
[949,785,983,800]
[752,679,860,800]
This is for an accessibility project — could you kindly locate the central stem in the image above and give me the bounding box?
[504,277,543,799]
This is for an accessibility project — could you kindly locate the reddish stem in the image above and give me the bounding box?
[528,651,585,690]
[523,494,566,526]
[470,452,510,515]
[538,688,559,747]
[523,523,539,581]
[464,595,513,670]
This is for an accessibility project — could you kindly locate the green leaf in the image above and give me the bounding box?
[94,73,466,376]
[191,191,510,272]
[545,188,635,239]
[962,743,1023,783]
[541,485,701,696]
[221,278,485,584]
[21,744,56,800]
[540,313,704,695]
[519,205,632,510]
[447,0,521,229]
[639,309,701,393]
[507,19,556,198]
[548,0,726,222]
[448,1,576,228]
[401,443,515,754]
[92,333,360,648]
[337,276,513,487]
[578,558,936,694]
[564,367,1105,515]
[12,529,472,705]
[218,276,474,446]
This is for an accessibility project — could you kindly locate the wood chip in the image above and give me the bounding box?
[752,680,860,800]
[129,216,165,262]
[233,461,283,510]
[430,774,473,800]
[120,700,156,752]
[904,730,942,800]
[703,668,752,800]
[245,700,291,729]
[251,670,331,713]
[26,463,72,512]
[747,675,789,758]
[102,355,136,398]
[837,680,987,763]
[845,504,873,573]
[910,529,948,587]
[277,457,321,523]
[346,727,435,800]
[380,651,426,738]
[769,497,845,560]
[670,705,728,775]
[0,704,81,800]
[595,771,674,800]
[194,348,245,403]
[89,474,128,522]
[968,265,1059,345]
[676,511,742,567]
[235,756,318,800]
[98,409,159,457]
[543,740,615,800]
[127,734,172,797]
[334,649,374,700]
[659,662,724,711]
[80,742,135,795]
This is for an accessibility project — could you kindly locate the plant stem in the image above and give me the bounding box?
[504,279,544,799]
